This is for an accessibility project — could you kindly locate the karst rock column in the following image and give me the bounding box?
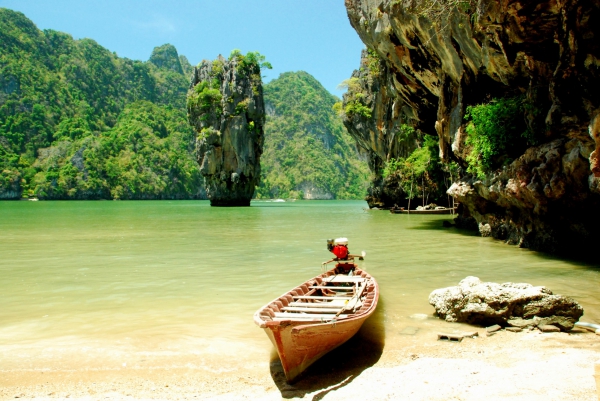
[187,54,265,206]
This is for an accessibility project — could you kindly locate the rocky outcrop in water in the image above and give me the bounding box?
[429,276,584,331]
[344,0,600,254]
[188,54,265,206]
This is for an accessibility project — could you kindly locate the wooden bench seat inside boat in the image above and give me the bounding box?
[322,276,367,283]
[287,301,347,308]
[282,306,344,313]
[273,312,348,320]
[309,285,355,290]
[293,295,352,300]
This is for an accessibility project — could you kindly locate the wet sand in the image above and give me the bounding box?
[2,327,599,401]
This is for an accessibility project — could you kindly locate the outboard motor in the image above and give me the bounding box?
[327,237,349,260]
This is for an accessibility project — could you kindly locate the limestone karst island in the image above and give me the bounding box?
[0,1,599,400]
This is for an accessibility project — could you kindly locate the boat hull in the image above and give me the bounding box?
[263,311,368,381]
[254,267,379,382]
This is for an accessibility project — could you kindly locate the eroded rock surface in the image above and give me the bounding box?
[188,55,265,206]
[342,50,421,208]
[429,276,583,331]
[343,0,600,253]
[448,137,598,252]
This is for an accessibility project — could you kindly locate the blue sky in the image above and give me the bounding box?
[0,0,366,96]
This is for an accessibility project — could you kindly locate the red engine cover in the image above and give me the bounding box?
[332,245,348,259]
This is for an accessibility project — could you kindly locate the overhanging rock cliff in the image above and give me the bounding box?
[342,49,422,208]
[344,0,600,255]
[187,54,265,206]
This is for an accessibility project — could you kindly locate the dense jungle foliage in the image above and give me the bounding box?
[464,95,538,178]
[257,71,370,199]
[383,130,455,206]
[1,9,369,201]
[0,8,201,199]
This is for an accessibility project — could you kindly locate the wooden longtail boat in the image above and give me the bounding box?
[253,264,379,382]
[390,207,457,215]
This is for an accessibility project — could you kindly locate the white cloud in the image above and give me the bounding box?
[130,15,177,35]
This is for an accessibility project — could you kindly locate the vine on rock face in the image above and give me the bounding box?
[398,0,479,27]
[187,81,222,119]
[339,78,372,119]
[364,49,381,78]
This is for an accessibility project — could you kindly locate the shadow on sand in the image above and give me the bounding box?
[269,299,386,400]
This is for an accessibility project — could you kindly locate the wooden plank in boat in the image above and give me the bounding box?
[288,301,346,308]
[273,315,348,320]
[322,276,366,283]
[309,285,354,290]
[282,306,343,313]
[274,312,347,318]
[273,317,348,321]
[293,295,352,300]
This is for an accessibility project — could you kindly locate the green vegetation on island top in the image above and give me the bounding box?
[257,71,370,200]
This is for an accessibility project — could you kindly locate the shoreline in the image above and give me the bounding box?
[2,327,598,400]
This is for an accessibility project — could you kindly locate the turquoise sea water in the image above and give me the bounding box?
[1,200,599,371]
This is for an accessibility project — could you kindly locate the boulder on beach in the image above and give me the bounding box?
[429,276,584,331]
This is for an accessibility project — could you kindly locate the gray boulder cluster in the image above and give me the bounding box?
[429,277,583,331]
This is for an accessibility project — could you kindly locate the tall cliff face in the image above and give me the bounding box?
[342,50,421,207]
[344,0,600,254]
[187,54,265,206]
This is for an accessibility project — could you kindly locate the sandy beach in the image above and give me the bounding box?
[2,324,599,401]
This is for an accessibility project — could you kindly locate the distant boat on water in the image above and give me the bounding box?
[253,198,286,202]
[390,206,457,214]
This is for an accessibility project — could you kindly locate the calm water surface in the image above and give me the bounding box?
[1,200,599,370]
